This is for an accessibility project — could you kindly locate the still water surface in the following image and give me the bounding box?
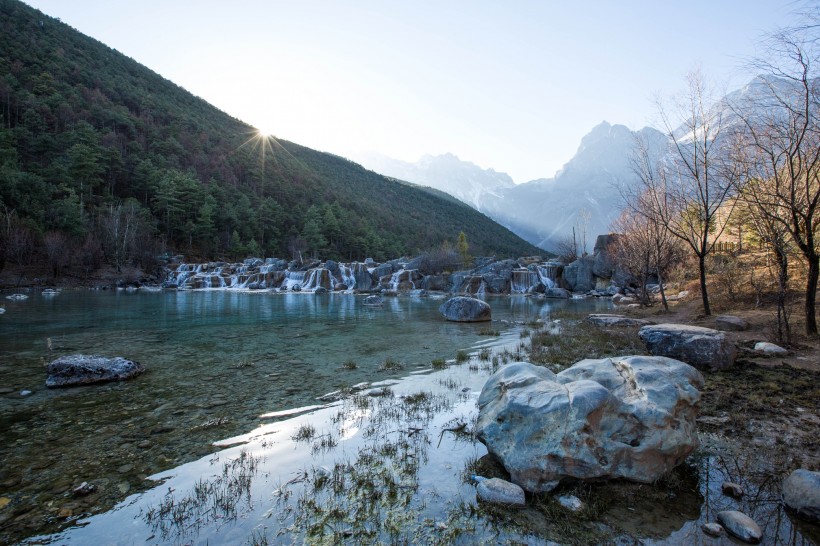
[0,290,611,544]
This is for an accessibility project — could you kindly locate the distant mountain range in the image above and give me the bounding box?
[356,76,801,252]
[356,122,667,251]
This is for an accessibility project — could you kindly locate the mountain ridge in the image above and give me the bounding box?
[0,0,541,275]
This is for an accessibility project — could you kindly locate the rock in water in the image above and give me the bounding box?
[716,510,763,543]
[46,355,145,388]
[782,469,820,522]
[439,296,492,322]
[475,477,526,506]
[638,324,737,370]
[476,357,703,492]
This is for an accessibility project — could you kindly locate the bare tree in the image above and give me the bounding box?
[555,232,579,264]
[730,29,820,335]
[634,71,740,315]
[613,191,683,310]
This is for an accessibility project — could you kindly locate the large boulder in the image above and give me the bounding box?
[562,256,595,292]
[46,355,145,388]
[349,262,373,291]
[592,234,618,279]
[439,296,492,322]
[476,357,703,493]
[639,324,737,370]
[782,469,820,522]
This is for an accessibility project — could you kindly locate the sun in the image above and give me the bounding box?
[256,126,275,138]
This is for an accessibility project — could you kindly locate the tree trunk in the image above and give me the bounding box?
[657,267,669,311]
[774,246,790,345]
[806,253,819,336]
[698,254,711,316]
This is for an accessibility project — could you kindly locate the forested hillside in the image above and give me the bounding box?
[0,0,539,277]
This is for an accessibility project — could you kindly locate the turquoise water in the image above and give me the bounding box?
[0,289,612,543]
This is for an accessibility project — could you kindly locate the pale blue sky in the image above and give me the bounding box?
[26,1,800,182]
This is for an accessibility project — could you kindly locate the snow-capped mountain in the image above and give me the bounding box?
[481,122,668,251]
[353,152,515,210]
[353,76,809,252]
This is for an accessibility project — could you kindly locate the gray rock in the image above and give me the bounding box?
[476,357,703,492]
[782,469,820,522]
[420,275,448,292]
[715,315,748,331]
[716,510,762,543]
[585,314,651,327]
[543,287,571,299]
[754,341,788,356]
[439,296,492,322]
[702,522,724,537]
[46,355,145,388]
[722,481,744,498]
[562,256,595,292]
[363,295,384,306]
[475,477,526,506]
[639,324,737,370]
[556,494,584,512]
[592,234,618,279]
[350,262,374,291]
[314,287,328,295]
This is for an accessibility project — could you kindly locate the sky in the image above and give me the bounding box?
[25,1,802,183]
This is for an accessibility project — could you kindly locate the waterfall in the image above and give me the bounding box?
[281,270,306,291]
[511,270,538,293]
[388,269,417,291]
[536,265,555,289]
[339,264,357,291]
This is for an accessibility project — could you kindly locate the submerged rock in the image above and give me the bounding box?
[717,510,762,543]
[639,324,737,370]
[439,296,491,322]
[782,469,820,522]
[46,355,145,388]
[476,357,703,492]
[363,295,384,306]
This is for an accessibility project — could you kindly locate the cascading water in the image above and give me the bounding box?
[339,264,357,291]
[511,270,539,293]
[281,270,306,291]
[536,265,556,289]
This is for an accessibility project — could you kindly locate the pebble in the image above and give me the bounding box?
[475,477,526,506]
[116,464,134,474]
[722,481,745,498]
[118,482,130,494]
[72,482,96,497]
[19,390,32,397]
[717,510,763,544]
[137,440,151,449]
[702,522,724,536]
[556,494,584,512]
[0,497,9,509]
[0,388,14,395]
